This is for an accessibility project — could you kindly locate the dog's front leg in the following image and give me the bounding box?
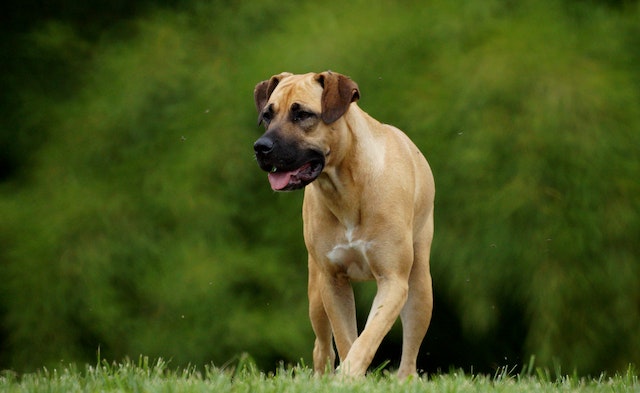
[308,257,335,374]
[340,275,409,377]
[318,273,358,365]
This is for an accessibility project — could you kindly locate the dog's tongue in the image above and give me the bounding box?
[267,163,311,191]
[268,171,294,190]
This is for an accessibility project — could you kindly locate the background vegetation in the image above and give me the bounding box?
[1,0,639,376]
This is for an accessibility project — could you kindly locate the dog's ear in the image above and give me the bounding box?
[254,72,293,114]
[315,71,360,124]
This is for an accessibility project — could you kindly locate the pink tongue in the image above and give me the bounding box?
[267,163,311,190]
[268,171,294,190]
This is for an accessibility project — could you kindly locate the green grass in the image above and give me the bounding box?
[1,356,637,393]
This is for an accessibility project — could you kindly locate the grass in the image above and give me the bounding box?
[0,356,637,393]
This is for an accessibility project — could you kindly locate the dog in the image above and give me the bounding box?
[253,71,435,378]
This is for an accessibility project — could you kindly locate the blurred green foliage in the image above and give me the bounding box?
[1,0,639,375]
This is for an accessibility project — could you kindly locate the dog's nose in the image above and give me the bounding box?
[254,137,274,156]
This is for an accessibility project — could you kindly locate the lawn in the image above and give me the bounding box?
[1,356,637,393]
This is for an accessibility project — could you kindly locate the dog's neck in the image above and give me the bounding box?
[309,105,385,222]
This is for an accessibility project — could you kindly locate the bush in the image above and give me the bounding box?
[1,0,638,374]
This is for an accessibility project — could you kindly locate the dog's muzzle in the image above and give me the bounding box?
[254,135,325,191]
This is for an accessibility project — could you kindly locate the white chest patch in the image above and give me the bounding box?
[325,225,374,280]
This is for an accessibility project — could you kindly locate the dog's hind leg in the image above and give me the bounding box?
[397,217,434,378]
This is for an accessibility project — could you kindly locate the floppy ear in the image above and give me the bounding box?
[315,71,360,124]
[254,72,293,113]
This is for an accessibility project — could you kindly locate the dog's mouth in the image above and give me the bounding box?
[267,160,324,191]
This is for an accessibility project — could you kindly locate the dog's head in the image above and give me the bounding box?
[253,71,360,191]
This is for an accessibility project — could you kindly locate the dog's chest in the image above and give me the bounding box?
[325,225,375,281]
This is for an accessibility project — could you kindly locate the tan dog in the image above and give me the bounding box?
[253,71,435,378]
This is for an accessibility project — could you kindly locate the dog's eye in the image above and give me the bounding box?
[292,110,314,123]
[260,110,273,125]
